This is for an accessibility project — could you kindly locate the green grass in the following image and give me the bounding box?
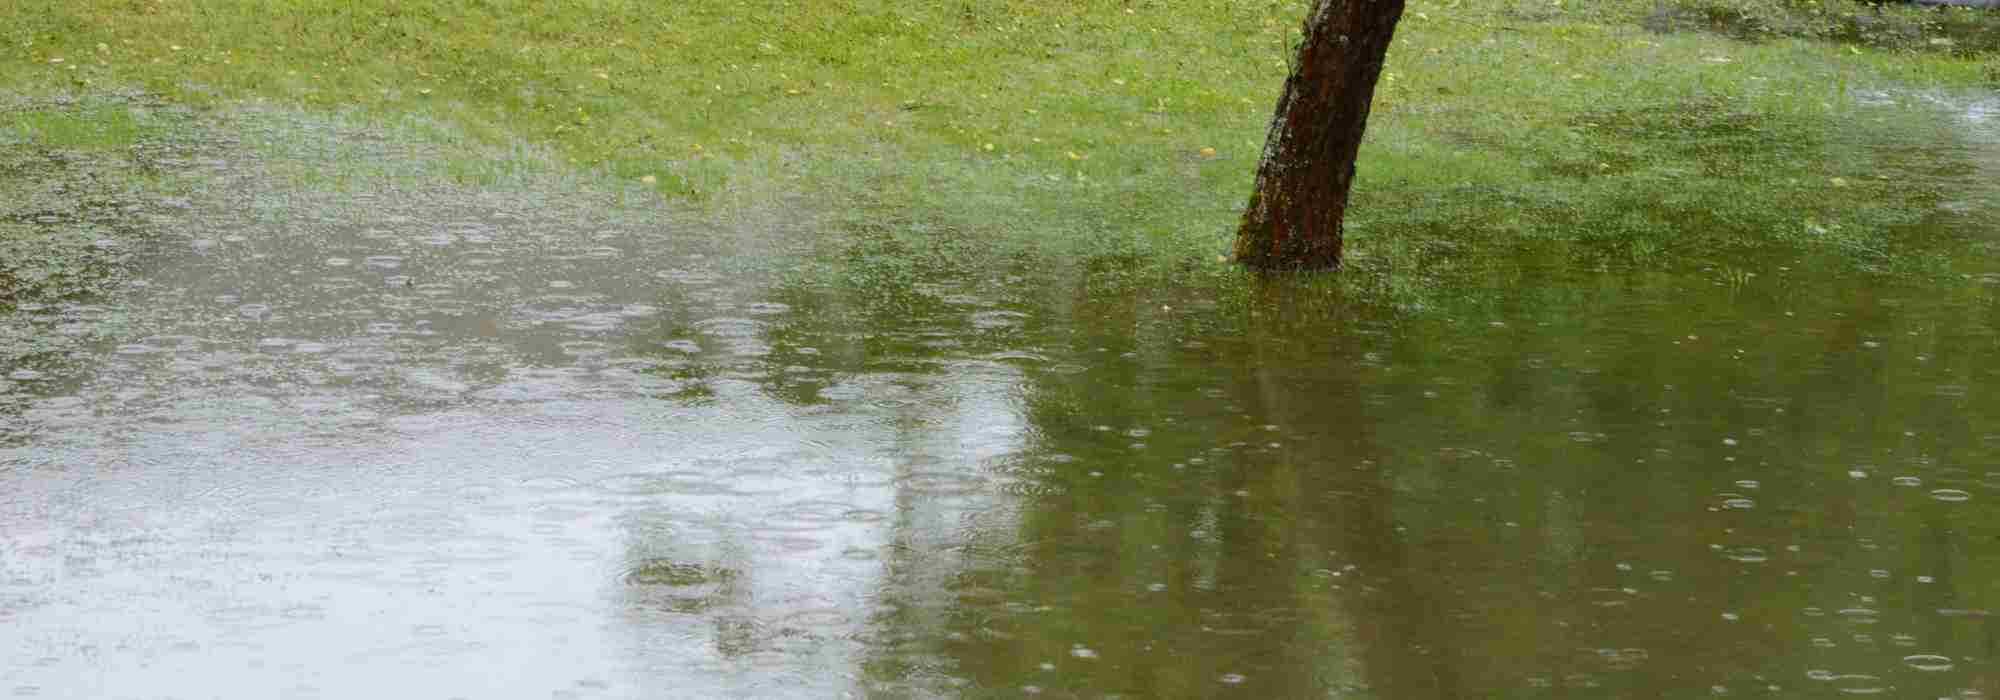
[3,0,1998,287]
[4,101,163,148]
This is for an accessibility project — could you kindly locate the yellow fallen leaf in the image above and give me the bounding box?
[640,175,657,185]
[1067,151,1084,160]
[1199,147,1217,157]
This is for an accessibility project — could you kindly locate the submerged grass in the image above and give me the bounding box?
[3,0,1998,302]
[0,93,204,306]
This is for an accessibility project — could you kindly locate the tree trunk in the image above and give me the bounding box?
[1234,0,1406,271]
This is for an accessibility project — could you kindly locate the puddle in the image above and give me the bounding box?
[5,94,2000,699]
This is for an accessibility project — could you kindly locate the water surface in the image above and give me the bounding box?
[6,101,2000,699]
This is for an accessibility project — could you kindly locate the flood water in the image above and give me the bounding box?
[7,102,2000,699]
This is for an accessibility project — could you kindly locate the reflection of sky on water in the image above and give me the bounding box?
[0,377,1021,698]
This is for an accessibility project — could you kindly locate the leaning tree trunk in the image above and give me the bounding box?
[1234,0,1406,271]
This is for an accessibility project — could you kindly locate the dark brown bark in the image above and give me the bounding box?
[1234,0,1406,271]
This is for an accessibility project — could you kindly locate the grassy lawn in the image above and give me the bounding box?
[3,0,1999,301]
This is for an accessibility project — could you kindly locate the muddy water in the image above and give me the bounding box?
[7,105,2000,699]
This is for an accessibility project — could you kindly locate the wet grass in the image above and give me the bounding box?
[2,0,1998,303]
[6,100,162,148]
